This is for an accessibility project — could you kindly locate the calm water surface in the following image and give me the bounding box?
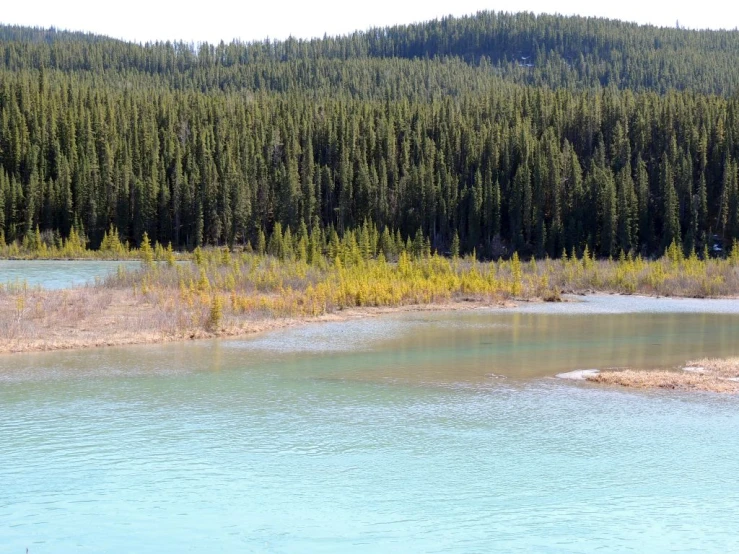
[0,260,141,289]
[1,296,739,552]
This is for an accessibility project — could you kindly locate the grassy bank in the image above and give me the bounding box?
[1,242,739,354]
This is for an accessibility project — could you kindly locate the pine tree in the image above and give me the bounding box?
[268,222,284,259]
[661,157,681,250]
[451,231,460,258]
[140,232,154,267]
[256,229,266,255]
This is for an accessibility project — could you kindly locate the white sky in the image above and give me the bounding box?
[1,0,738,44]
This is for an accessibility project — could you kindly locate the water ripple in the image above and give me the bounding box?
[2,304,739,551]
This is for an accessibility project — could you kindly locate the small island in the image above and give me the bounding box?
[587,359,739,394]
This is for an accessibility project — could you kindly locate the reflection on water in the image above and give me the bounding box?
[229,295,739,382]
[1,295,739,552]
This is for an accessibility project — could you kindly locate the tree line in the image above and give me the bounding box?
[3,12,739,95]
[1,13,739,258]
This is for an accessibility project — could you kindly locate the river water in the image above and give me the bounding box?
[0,260,141,289]
[1,296,739,552]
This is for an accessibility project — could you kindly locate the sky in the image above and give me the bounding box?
[1,0,738,44]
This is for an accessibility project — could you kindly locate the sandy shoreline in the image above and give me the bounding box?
[0,296,517,356]
[2,279,738,396]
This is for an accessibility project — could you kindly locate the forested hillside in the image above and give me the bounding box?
[1,12,739,258]
[4,13,739,95]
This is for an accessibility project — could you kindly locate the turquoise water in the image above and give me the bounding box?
[2,296,739,552]
[0,260,141,289]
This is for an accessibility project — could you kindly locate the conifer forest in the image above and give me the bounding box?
[2,12,739,258]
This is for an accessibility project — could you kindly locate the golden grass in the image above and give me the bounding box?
[2,242,739,355]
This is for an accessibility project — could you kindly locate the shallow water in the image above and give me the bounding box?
[1,296,739,552]
[0,260,141,289]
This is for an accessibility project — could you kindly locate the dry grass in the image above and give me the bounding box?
[0,287,174,352]
[548,256,739,298]
[0,278,505,354]
[588,360,739,394]
[2,247,739,356]
[685,358,739,379]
